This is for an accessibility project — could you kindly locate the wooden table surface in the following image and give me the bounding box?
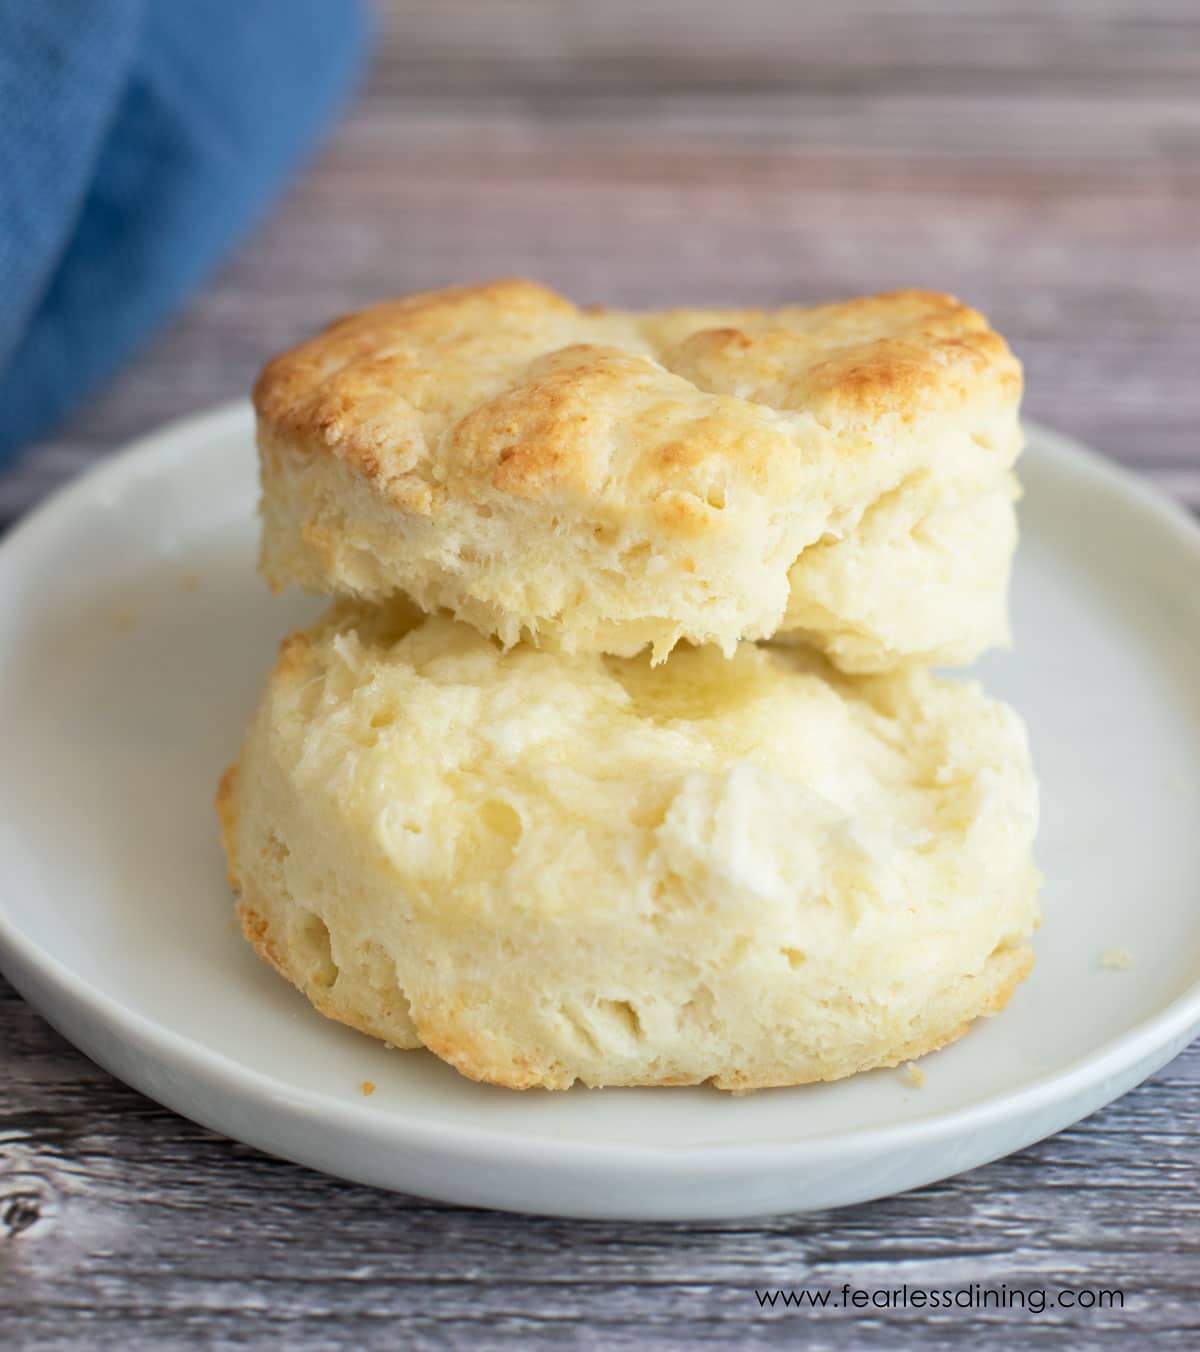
[2,3,1198,1346]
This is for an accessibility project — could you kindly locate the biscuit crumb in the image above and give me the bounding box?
[178,572,202,592]
[108,609,136,632]
[1099,948,1134,971]
[904,1062,926,1088]
[360,1080,376,1096]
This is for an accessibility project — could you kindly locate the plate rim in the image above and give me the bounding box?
[1,401,1199,1174]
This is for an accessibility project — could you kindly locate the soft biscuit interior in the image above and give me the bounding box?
[220,601,1040,1091]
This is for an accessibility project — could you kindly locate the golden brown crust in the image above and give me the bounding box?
[254,280,1023,667]
[253,279,1020,518]
[215,763,240,890]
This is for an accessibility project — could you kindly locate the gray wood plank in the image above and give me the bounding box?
[370,0,1200,95]
[2,977,1198,1350]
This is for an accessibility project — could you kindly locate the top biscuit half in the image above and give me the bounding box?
[254,280,1023,669]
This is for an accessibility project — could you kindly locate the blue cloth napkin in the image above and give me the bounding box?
[0,0,372,463]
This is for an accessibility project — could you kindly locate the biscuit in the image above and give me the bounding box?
[217,601,1040,1091]
[255,280,1023,670]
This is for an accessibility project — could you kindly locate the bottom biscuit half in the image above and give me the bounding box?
[215,601,1040,1093]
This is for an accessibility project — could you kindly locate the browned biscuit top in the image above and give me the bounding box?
[254,279,1020,526]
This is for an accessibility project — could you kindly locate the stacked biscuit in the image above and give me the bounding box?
[218,280,1040,1091]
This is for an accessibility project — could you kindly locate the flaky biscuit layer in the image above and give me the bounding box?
[256,281,1023,669]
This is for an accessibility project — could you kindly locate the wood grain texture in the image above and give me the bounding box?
[2,2,1198,1347]
[3,973,1199,1350]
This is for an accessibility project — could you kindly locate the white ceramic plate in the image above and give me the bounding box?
[2,405,1199,1221]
